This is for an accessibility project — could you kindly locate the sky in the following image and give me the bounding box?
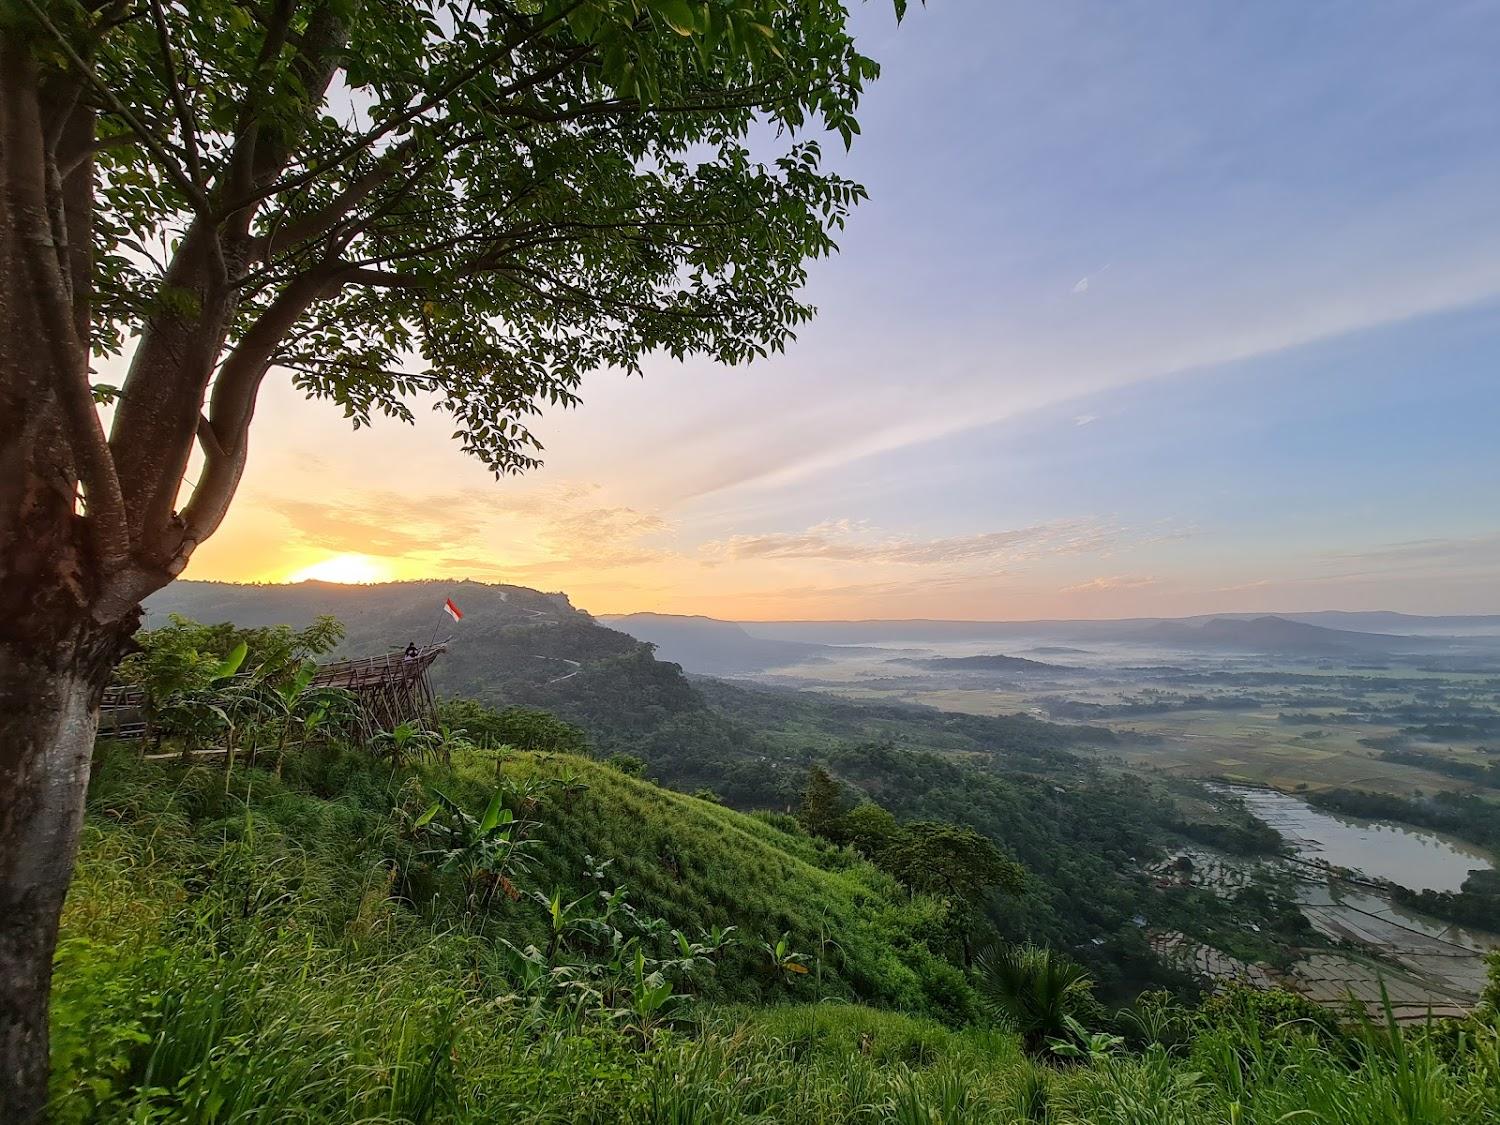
[173,0,1500,620]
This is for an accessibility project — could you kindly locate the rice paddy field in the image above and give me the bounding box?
[743,637,1500,1022]
[758,641,1500,799]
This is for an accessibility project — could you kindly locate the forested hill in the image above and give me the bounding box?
[145,578,718,761]
[142,580,1110,794]
[145,579,584,644]
[137,579,1289,996]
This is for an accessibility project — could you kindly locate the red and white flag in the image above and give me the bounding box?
[443,597,463,622]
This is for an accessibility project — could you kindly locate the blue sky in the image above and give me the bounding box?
[188,0,1500,618]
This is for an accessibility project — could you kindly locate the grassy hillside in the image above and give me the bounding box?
[54,740,1500,1122]
[125,588,1301,995]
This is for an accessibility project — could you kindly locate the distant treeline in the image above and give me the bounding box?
[1047,694,1262,721]
[1374,747,1500,787]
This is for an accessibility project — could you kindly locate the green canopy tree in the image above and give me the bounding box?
[837,800,900,857]
[881,820,1025,964]
[796,764,844,837]
[0,1,905,1112]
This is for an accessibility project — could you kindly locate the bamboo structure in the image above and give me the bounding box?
[311,645,445,739]
[98,643,446,744]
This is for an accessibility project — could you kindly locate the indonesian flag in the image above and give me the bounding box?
[443,597,463,622]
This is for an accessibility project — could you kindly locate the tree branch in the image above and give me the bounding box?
[58,130,139,179]
[148,0,205,188]
[17,0,209,215]
[178,266,343,544]
[235,4,591,211]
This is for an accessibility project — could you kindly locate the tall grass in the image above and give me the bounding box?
[51,744,1500,1122]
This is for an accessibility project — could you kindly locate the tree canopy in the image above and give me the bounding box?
[18,0,896,592]
[0,3,907,1114]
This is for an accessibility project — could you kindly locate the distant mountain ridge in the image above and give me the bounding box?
[730,612,1491,652]
[597,611,830,674]
[1135,615,1417,654]
[600,609,1500,664]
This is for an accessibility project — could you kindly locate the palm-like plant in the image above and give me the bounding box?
[612,947,686,1045]
[974,943,1095,1058]
[530,887,607,962]
[550,766,590,810]
[761,932,811,977]
[246,661,357,772]
[374,719,442,769]
[413,789,537,911]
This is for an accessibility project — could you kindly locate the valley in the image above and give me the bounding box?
[607,609,1500,1017]
[145,582,1500,1020]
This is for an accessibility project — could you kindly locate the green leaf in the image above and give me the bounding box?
[479,790,504,834]
[655,0,697,36]
[211,642,248,682]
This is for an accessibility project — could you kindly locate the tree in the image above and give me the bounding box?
[880,821,1024,965]
[796,765,844,837]
[837,801,900,858]
[881,821,1025,904]
[0,1,902,1112]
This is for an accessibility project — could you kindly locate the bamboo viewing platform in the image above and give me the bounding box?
[98,643,447,743]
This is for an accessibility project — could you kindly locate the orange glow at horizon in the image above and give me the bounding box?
[283,553,394,585]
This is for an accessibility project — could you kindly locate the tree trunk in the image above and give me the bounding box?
[0,627,120,1121]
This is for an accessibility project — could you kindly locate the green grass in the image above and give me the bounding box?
[50,743,1500,1122]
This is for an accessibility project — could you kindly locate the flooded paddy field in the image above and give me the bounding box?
[1167,786,1498,1015]
[1221,784,1493,893]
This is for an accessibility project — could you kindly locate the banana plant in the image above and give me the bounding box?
[762,932,811,977]
[253,661,339,772]
[549,766,590,810]
[374,718,442,770]
[1047,1014,1126,1063]
[529,888,610,962]
[611,947,686,1045]
[413,788,538,912]
[500,776,548,818]
[665,925,738,978]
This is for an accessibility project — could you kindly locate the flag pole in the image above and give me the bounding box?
[430,597,461,652]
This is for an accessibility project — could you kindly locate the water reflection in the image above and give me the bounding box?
[1220,785,1494,893]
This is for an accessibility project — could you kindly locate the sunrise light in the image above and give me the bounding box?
[285,553,392,585]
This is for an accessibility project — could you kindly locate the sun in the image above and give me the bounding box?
[285,553,392,585]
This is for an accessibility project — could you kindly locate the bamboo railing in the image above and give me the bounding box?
[97,643,447,743]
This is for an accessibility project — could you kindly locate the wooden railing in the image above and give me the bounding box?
[98,643,447,742]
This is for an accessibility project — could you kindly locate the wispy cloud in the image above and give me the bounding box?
[1211,578,1273,593]
[1072,264,1110,295]
[266,482,670,576]
[701,518,1129,568]
[270,491,491,556]
[1060,574,1159,594]
[1321,533,1500,577]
